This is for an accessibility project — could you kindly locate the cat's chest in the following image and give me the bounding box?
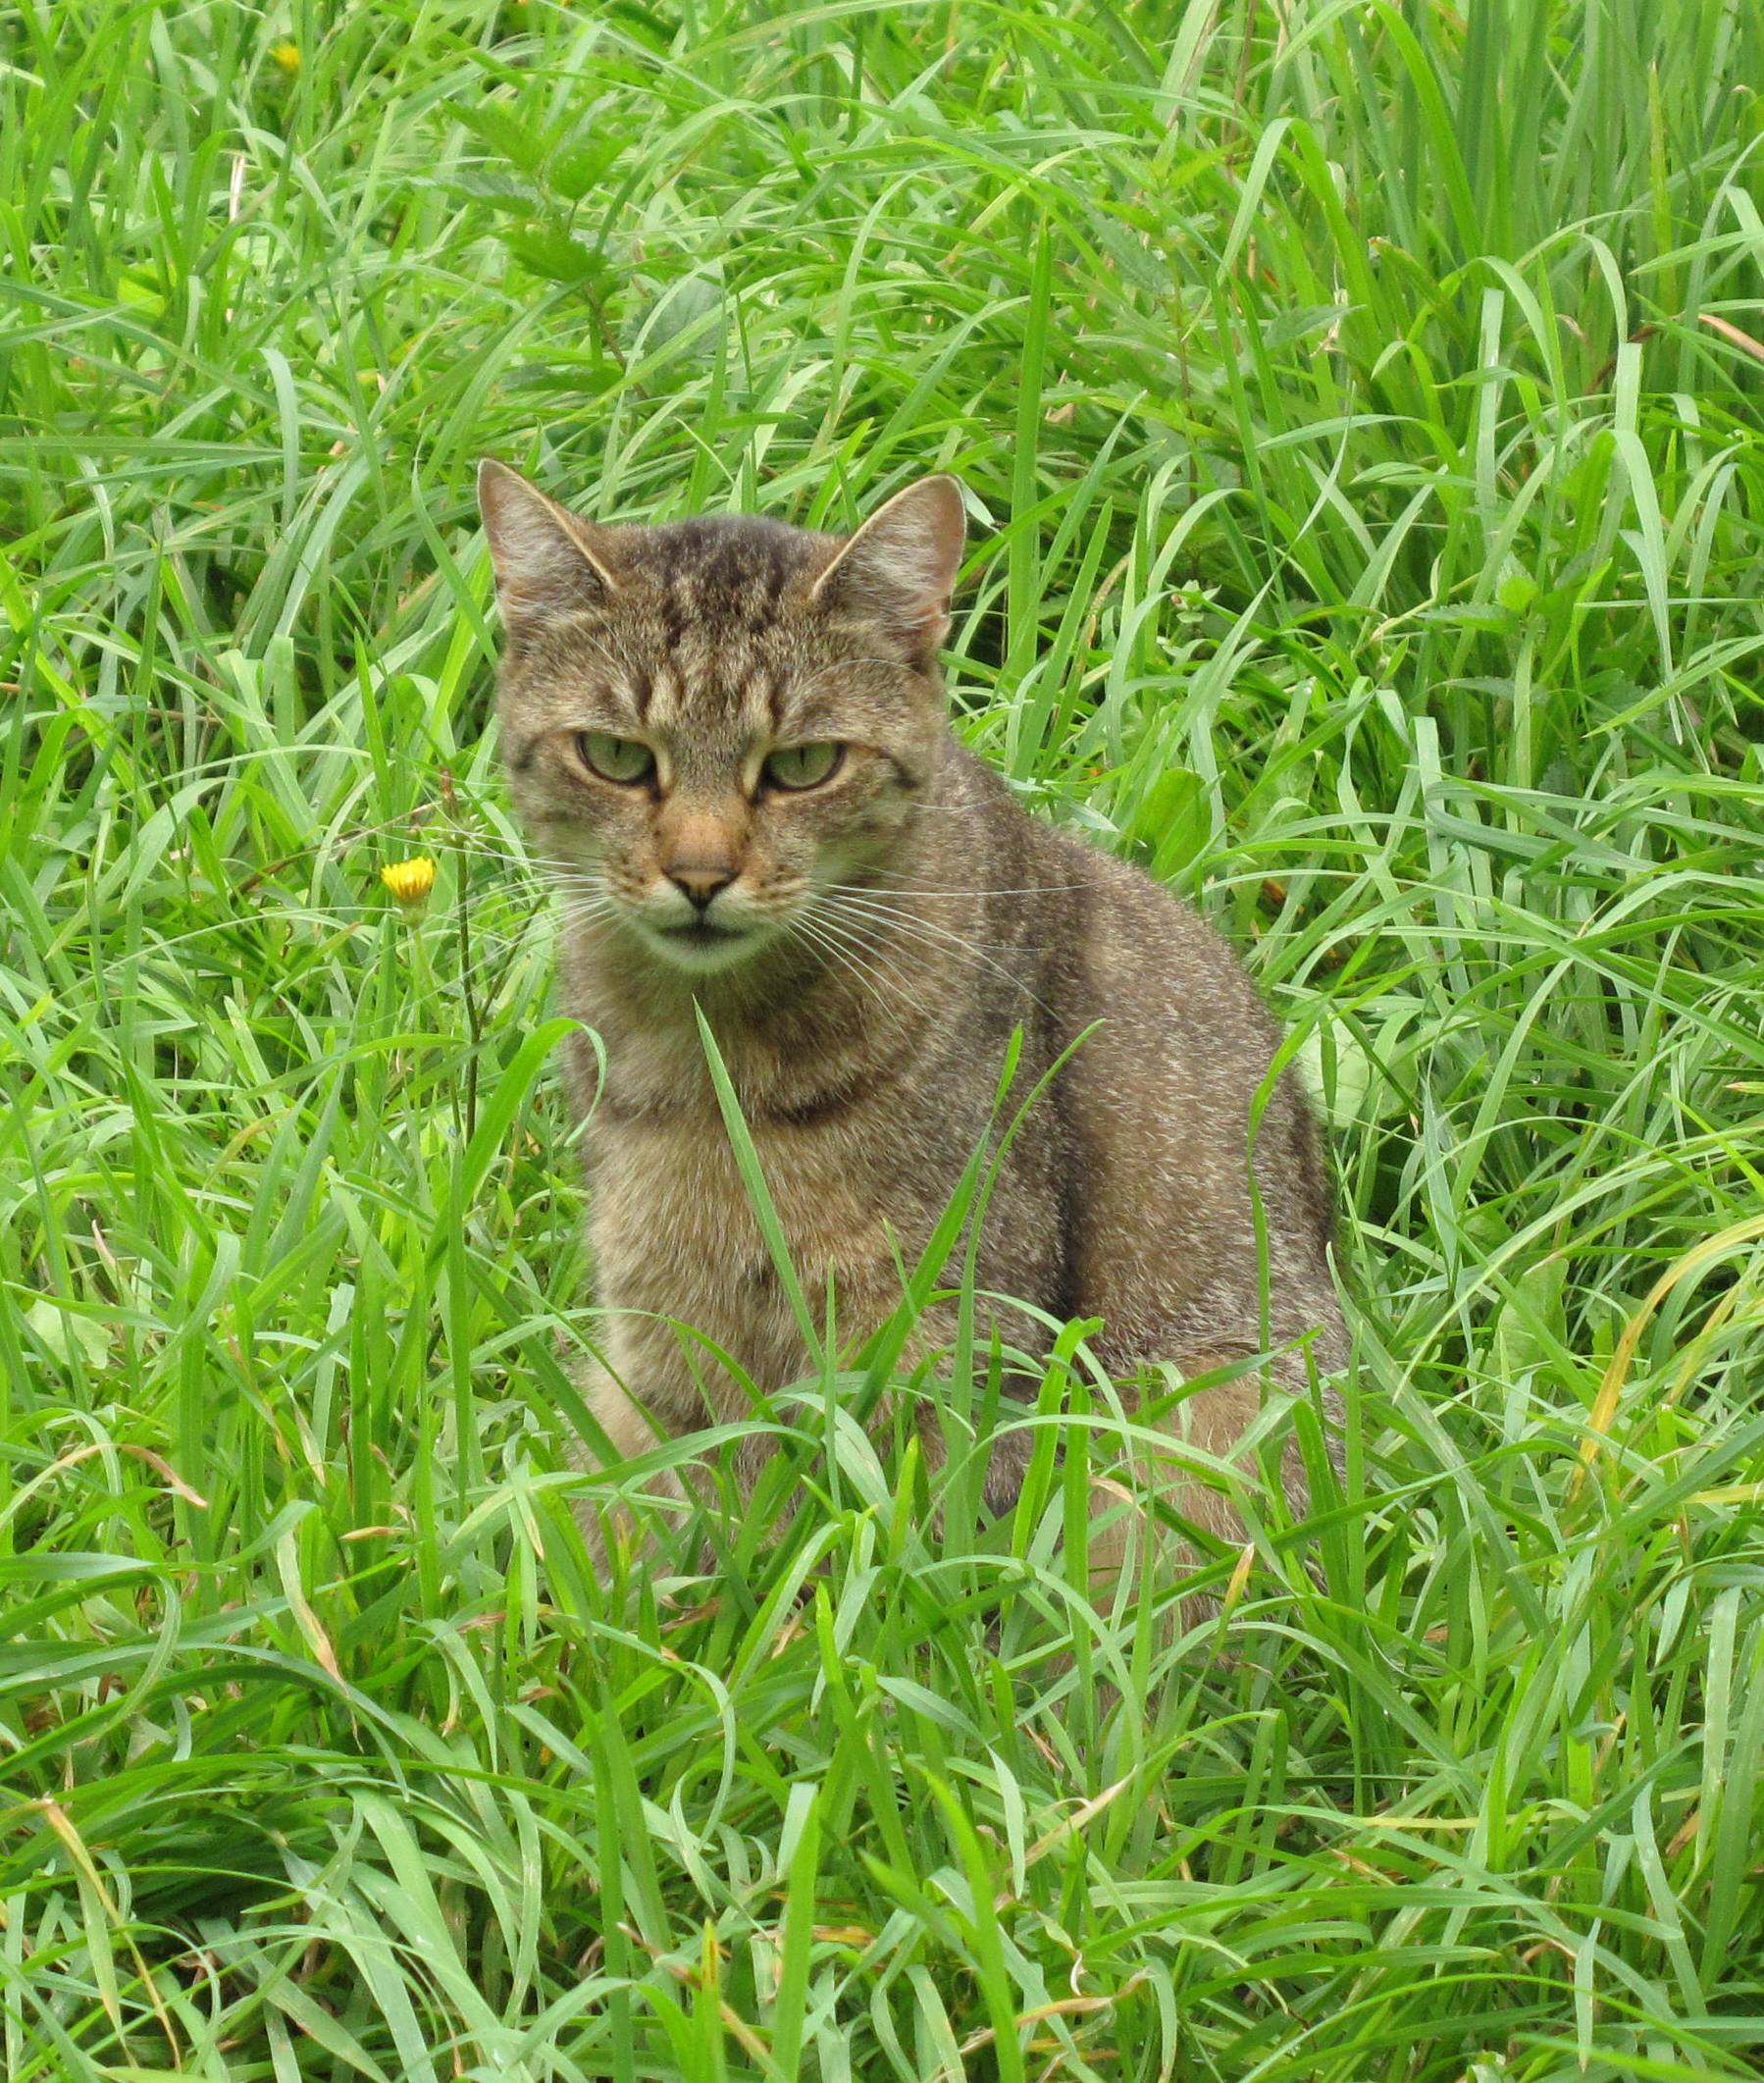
[586,1111,894,1298]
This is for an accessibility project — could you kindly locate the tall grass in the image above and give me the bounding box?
[3,1,1763,2076]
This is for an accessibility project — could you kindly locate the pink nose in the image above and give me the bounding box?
[667,863,735,910]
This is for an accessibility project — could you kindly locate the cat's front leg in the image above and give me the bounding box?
[557,1353,659,1569]
[560,1336,714,1571]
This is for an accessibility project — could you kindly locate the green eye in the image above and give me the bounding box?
[577,731,655,785]
[762,742,845,792]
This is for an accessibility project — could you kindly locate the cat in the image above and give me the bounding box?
[478,459,1344,1578]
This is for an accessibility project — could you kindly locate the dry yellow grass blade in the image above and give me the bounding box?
[1573,1209,1764,1497]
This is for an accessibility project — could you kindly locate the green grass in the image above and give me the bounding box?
[4,0,1764,2074]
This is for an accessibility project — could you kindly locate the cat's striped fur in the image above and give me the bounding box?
[480,461,1344,1573]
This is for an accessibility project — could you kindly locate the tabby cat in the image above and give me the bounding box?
[479,460,1343,1568]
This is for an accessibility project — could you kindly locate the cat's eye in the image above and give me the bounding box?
[577,731,655,786]
[762,741,845,792]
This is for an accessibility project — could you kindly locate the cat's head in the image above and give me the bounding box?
[479,462,965,975]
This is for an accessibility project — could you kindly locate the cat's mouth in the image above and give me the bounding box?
[641,914,769,973]
[657,918,743,944]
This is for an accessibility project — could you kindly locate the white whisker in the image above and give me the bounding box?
[819,890,1059,1019]
[819,874,1086,900]
[796,905,941,1026]
[785,909,930,1025]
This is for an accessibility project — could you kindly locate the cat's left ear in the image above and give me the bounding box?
[811,475,966,660]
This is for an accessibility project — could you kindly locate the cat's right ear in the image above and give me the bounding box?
[811,474,966,661]
[477,460,620,637]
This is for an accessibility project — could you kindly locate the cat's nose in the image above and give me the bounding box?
[666,862,736,911]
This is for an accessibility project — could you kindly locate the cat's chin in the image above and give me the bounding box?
[634,918,773,976]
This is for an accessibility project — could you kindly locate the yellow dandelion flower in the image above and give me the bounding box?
[380,856,436,907]
[269,39,300,73]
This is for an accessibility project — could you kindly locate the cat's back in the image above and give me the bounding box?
[950,749,1287,1073]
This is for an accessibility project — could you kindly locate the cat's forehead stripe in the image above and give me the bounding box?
[657,590,689,653]
[646,520,801,622]
[644,662,684,730]
[745,670,777,733]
